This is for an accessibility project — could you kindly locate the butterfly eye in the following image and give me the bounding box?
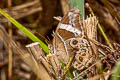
[79,56,83,62]
[70,38,79,47]
[72,40,78,45]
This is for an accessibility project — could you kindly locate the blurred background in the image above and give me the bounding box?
[0,0,120,80]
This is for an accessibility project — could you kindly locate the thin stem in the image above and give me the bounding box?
[62,56,74,79]
[8,0,12,79]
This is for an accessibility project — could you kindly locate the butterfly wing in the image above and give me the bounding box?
[53,8,83,63]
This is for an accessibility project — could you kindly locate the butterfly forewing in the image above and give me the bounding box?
[53,8,84,63]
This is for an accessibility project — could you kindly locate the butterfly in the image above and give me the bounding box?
[52,8,98,73]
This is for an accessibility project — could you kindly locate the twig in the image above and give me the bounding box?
[8,0,12,79]
[0,0,42,23]
[86,71,112,80]
[60,0,69,15]
[11,0,40,11]
[101,0,120,24]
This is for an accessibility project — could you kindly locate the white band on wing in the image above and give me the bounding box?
[60,24,81,36]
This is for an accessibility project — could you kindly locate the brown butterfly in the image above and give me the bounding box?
[52,8,98,73]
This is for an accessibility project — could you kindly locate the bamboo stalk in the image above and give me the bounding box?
[26,42,54,80]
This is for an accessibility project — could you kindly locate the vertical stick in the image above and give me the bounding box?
[8,0,12,79]
[60,0,70,15]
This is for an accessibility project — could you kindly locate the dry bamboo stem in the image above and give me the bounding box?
[26,42,53,80]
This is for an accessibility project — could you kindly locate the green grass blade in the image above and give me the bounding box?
[0,8,49,54]
[112,61,120,80]
[98,23,113,50]
[70,0,85,19]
